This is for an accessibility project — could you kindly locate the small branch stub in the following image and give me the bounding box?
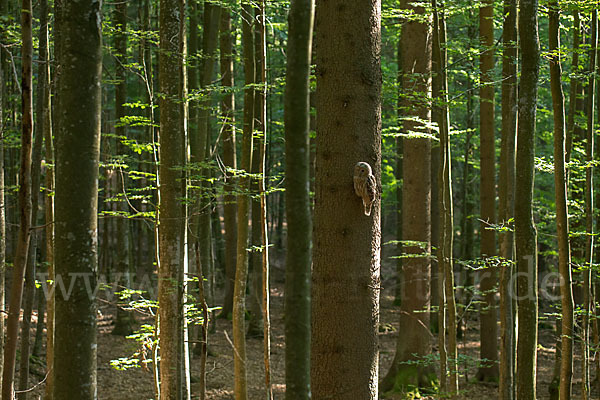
[353,161,376,216]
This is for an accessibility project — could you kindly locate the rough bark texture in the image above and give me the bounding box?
[380,0,432,393]
[1,1,33,397]
[232,5,254,399]
[52,0,102,398]
[548,2,574,399]
[158,0,186,398]
[312,0,382,398]
[515,0,540,398]
[498,0,517,397]
[219,7,237,320]
[477,0,499,381]
[283,0,314,397]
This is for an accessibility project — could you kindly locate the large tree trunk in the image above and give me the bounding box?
[283,0,314,397]
[311,0,382,398]
[477,0,499,381]
[515,0,540,398]
[1,1,33,397]
[157,0,186,397]
[548,2,574,399]
[498,0,517,398]
[232,5,255,399]
[52,0,102,398]
[381,0,433,392]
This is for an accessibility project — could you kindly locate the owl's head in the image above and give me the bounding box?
[354,161,372,177]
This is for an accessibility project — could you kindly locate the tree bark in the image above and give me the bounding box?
[381,0,433,392]
[548,2,574,399]
[284,0,314,397]
[477,0,499,381]
[1,1,33,397]
[435,4,458,394]
[219,7,237,319]
[312,0,382,398]
[232,4,254,399]
[498,0,517,398]
[515,0,540,398]
[52,1,102,398]
[157,0,186,398]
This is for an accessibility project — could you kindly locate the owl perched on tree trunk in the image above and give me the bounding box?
[353,161,377,216]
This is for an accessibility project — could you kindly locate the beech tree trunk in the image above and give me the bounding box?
[515,0,540,398]
[477,0,499,381]
[52,0,102,398]
[232,5,255,399]
[548,2,574,399]
[219,7,237,319]
[311,0,382,398]
[157,0,186,397]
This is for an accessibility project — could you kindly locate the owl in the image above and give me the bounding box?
[353,161,377,216]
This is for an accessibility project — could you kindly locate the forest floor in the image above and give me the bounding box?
[23,246,599,399]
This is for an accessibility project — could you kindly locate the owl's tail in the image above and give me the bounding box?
[364,200,372,216]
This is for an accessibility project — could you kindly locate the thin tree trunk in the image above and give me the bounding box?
[219,7,237,319]
[566,12,581,165]
[112,0,134,337]
[438,6,457,394]
[432,1,446,390]
[498,0,517,398]
[548,2,574,399]
[582,11,597,400]
[17,20,48,393]
[43,0,54,394]
[477,0,499,381]
[232,5,255,398]
[254,3,273,398]
[283,0,314,396]
[1,1,33,397]
[0,1,5,392]
[515,0,540,398]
